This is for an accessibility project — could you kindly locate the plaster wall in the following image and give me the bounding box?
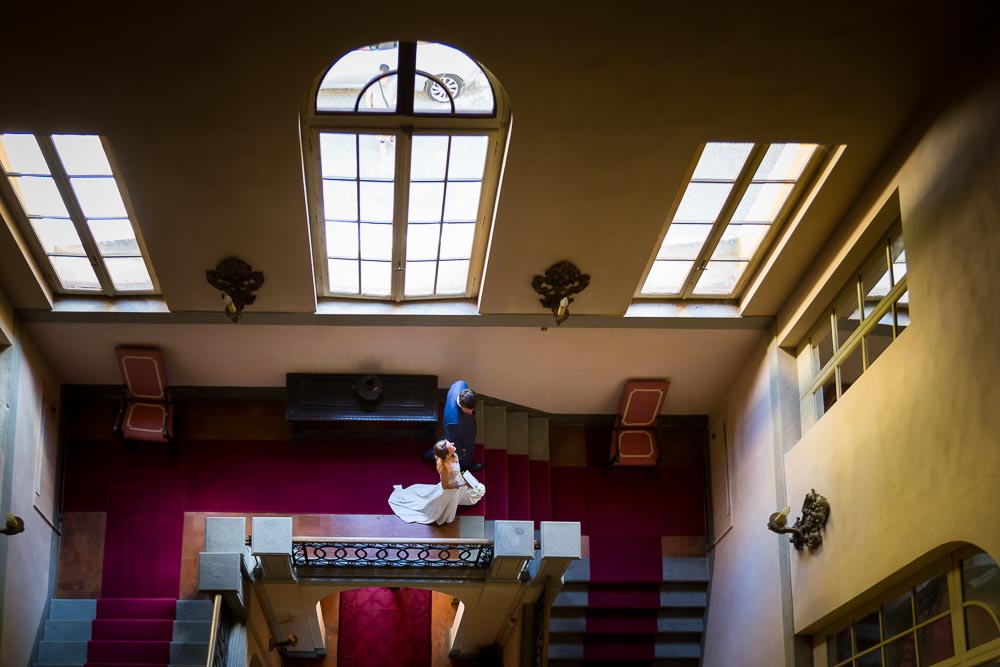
[0,317,60,667]
[701,335,788,667]
[785,73,1000,631]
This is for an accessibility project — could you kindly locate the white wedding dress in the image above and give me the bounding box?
[388,457,482,525]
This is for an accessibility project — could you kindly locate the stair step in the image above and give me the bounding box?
[49,599,97,621]
[171,641,209,665]
[528,459,552,526]
[37,641,88,664]
[43,619,92,641]
[506,454,532,520]
[173,620,212,642]
[483,449,508,520]
[527,417,550,460]
[482,405,507,450]
[176,599,214,621]
[92,619,173,641]
[97,598,176,620]
[505,412,529,455]
[662,557,709,582]
[87,639,171,663]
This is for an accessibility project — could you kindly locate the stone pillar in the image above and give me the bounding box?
[199,516,249,616]
[490,520,535,579]
[535,521,581,579]
[251,517,295,581]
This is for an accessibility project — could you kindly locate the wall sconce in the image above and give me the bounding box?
[1,512,24,536]
[531,261,590,327]
[269,634,298,651]
[206,257,265,323]
[767,489,830,551]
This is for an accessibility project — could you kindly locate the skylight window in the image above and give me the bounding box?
[304,40,508,301]
[640,142,825,299]
[0,133,156,295]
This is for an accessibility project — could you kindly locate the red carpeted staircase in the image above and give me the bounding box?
[87,598,175,667]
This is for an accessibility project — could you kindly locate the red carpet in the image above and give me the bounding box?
[337,587,431,667]
[506,454,531,520]
[86,598,176,667]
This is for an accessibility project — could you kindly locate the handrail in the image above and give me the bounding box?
[292,535,492,545]
[204,594,222,667]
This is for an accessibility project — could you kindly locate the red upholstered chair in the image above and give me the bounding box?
[113,346,174,443]
[609,379,669,467]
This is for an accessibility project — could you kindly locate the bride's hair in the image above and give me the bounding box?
[433,439,452,460]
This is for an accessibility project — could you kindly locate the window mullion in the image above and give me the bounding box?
[396,42,416,116]
[35,135,116,295]
[679,144,768,298]
[391,128,413,301]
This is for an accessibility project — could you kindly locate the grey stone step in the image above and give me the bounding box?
[173,620,212,642]
[48,599,96,621]
[662,557,709,582]
[547,641,584,660]
[171,641,209,665]
[506,412,529,455]
[658,616,704,633]
[43,619,92,641]
[482,405,507,450]
[660,590,708,608]
[37,641,88,664]
[32,663,82,667]
[176,599,214,621]
[563,558,590,582]
[551,590,588,607]
[527,417,549,460]
[655,641,702,659]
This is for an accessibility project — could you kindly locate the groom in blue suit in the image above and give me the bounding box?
[425,380,482,472]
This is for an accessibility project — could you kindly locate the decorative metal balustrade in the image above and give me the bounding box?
[292,537,494,569]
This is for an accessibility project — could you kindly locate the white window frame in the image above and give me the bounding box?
[0,134,159,296]
[301,41,510,302]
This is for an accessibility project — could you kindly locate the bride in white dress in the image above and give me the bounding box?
[389,440,482,525]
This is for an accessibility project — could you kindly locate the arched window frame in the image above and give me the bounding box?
[301,41,510,302]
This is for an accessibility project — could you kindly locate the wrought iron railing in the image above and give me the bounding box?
[204,594,230,667]
[291,537,494,569]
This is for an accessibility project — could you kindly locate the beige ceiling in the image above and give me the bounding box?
[0,3,987,410]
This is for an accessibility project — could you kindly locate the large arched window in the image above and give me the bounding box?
[302,41,510,301]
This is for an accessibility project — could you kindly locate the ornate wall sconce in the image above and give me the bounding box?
[767,489,830,551]
[531,261,590,326]
[206,257,265,323]
[1,512,25,536]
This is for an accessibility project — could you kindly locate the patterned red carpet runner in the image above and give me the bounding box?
[337,587,432,667]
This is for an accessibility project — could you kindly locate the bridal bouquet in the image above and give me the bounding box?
[462,470,486,503]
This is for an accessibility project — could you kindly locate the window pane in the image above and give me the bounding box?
[440,222,474,259]
[862,248,892,317]
[360,260,391,296]
[819,374,837,415]
[693,261,747,295]
[358,134,395,180]
[323,180,358,221]
[753,143,817,181]
[410,135,448,180]
[962,553,1000,617]
[359,181,393,222]
[317,42,399,113]
[857,648,883,666]
[641,260,692,295]
[50,256,100,290]
[855,612,881,652]
[10,176,69,217]
[436,259,469,294]
[895,291,910,335]
[328,258,359,293]
[319,133,357,179]
[691,142,753,180]
[884,591,914,640]
[673,182,733,222]
[448,135,488,179]
[656,224,712,260]
[70,177,127,218]
[835,287,861,349]
[711,223,769,261]
[88,219,139,256]
[915,615,953,665]
[0,134,49,174]
[832,626,853,663]
[972,659,1000,667]
[812,320,835,372]
[326,221,359,259]
[105,257,153,291]
[359,223,392,261]
[884,632,917,667]
[731,182,793,223]
[891,232,907,283]
[406,223,440,261]
[838,344,863,397]
[965,605,1000,650]
[52,135,113,175]
[915,572,949,623]
[404,261,435,296]
[866,312,895,368]
[414,42,493,114]
[408,182,444,222]
[443,181,482,221]
[30,218,85,255]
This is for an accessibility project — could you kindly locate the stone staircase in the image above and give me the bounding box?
[35,598,213,667]
[475,400,709,665]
